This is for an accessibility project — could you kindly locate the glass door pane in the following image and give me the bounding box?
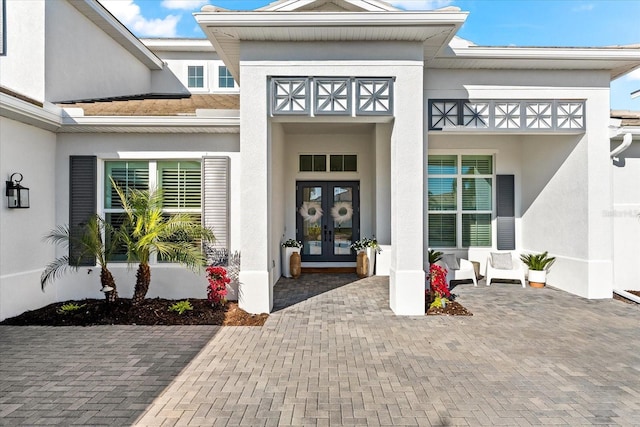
[300,186,323,256]
[331,185,353,255]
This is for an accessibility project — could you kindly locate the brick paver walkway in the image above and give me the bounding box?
[1,275,639,426]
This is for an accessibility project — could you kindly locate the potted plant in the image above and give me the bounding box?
[520,251,556,288]
[350,237,381,277]
[281,239,302,278]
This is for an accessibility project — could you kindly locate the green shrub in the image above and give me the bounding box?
[168,300,193,315]
[57,302,86,315]
[428,249,443,264]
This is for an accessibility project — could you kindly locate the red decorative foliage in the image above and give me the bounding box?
[206,266,231,306]
[428,263,450,298]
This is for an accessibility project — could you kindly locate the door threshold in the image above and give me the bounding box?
[301,267,357,274]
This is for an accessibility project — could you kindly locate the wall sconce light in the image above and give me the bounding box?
[6,173,30,208]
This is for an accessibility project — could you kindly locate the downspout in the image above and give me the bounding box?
[610,132,632,158]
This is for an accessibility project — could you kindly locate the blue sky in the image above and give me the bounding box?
[98,0,639,110]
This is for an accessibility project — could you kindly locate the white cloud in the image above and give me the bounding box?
[390,0,453,11]
[626,68,640,81]
[161,0,209,10]
[99,0,180,37]
[571,3,595,12]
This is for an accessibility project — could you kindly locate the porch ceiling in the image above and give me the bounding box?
[281,122,374,134]
[194,11,468,83]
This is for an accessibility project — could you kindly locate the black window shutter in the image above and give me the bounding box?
[69,156,97,266]
[496,174,515,250]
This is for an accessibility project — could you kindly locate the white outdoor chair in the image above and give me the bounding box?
[436,255,478,287]
[485,252,526,288]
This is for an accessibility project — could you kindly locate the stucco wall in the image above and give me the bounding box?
[44,1,152,101]
[425,68,614,298]
[611,140,640,291]
[0,117,57,320]
[0,1,45,101]
[50,132,241,303]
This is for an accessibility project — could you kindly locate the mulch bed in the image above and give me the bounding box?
[613,290,640,305]
[0,298,269,327]
[426,300,473,316]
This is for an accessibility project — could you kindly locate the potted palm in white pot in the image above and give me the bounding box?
[520,251,556,288]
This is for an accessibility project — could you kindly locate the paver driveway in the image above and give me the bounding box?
[1,275,639,426]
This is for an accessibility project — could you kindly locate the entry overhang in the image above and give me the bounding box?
[194,11,468,83]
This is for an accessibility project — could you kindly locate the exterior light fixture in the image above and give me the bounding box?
[6,173,29,208]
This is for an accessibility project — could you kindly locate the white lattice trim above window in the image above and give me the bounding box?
[428,99,586,132]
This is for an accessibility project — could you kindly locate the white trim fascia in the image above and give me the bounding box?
[0,93,61,131]
[194,11,468,27]
[141,38,215,52]
[450,46,640,62]
[59,115,240,133]
[70,0,163,70]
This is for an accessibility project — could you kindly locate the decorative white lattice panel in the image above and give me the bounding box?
[556,102,585,129]
[525,102,553,129]
[271,78,309,115]
[463,102,490,128]
[495,102,521,129]
[356,78,393,115]
[314,78,351,115]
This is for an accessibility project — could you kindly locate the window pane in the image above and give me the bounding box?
[105,161,149,209]
[461,155,492,175]
[218,66,234,88]
[330,155,343,171]
[428,155,457,175]
[105,212,128,262]
[158,161,201,209]
[188,66,204,88]
[158,213,202,262]
[462,213,492,247]
[313,155,326,172]
[428,214,456,247]
[428,178,456,211]
[344,155,357,171]
[462,177,492,211]
[300,155,313,171]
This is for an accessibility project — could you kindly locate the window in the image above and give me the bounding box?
[428,154,493,248]
[218,66,234,88]
[330,155,357,172]
[187,65,204,88]
[299,155,326,172]
[104,160,202,261]
[300,154,357,172]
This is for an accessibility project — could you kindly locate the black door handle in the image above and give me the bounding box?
[328,230,332,242]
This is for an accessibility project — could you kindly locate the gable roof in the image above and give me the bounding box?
[257,0,399,12]
[195,7,468,83]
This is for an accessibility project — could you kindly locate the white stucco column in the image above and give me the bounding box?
[389,64,426,315]
[238,66,272,314]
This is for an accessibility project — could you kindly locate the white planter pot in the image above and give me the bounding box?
[365,247,376,277]
[528,269,547,284]
[281,247,301,278]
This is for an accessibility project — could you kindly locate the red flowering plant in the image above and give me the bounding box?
[206,266,230,307]
[427,263,450,309]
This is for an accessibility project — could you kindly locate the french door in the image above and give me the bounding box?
[296,181,360,262]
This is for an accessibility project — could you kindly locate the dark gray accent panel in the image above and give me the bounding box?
[496,174,515,250]
[69,156,97,266]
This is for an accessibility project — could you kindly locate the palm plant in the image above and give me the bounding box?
[428,249,443,264]
[41,215,118,302]
[520,251,556,271]
[112,180,214,305]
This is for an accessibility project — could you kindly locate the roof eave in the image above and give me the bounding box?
[70,0,164,70]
